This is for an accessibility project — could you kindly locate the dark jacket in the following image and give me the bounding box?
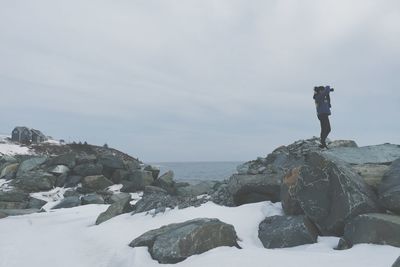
[313,87,331,115]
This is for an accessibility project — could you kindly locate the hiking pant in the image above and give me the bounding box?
[318,113,331,145]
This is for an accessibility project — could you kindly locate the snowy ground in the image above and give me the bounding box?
[0,201,399,267]
[0,135,32,156]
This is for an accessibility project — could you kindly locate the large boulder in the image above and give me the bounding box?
[121,170,154,192]
[95,194,132,225]
[129,218,240,264]
[228,170,281,206]
[177,181,217,197]
[81,175,113,192]
[258,215,319,248]
[64,175,82,187]
[0,190,30,209]
[342,213,400,248]
[28,197,47,209]
[12,170,56,192]
[378,158,400,214]
[46,153,76,169]
[73,163,103,177]
[16,156,47,177]
[281,152,381,236]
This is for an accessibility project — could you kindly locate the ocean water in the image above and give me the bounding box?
[150,161,243,184]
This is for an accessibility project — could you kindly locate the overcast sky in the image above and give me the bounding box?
[0,0,399,162]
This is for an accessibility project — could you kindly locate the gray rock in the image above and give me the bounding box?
[133,191,178,214]
[55,173,67,187]
[16,156,47,177]
[52,196,81,209]
[111,169,129,184]
[109,192,132,204]
[0,155,17,165]
[98,155,125,177]
[144,165,160,179]
[281,152,381,236]
[122,170,154,192]
[125,159,141,171]
[323,144,400,165]
[63,189,80,198]
[258,215,319,248]
[392,256,400,267]
[0,190,30,202]
[177,181,216,197]
[49,165,70,175]
[153,171,176,195]
[144,186,168,195]
[28,197,47,209]
[343,213,400,248]
[81,175,113,192]
[129,218,240,264]
[95,194,132,225]
[0,163,19,179]
[47,153,76,168]
[228,170,281,206]
[0,201,28,209]
[81,194,105,205]
[351,164,390,189]
[73,163,103,177]
[378,158,400,214]
[64,175,82,187]
[12,170,56,192]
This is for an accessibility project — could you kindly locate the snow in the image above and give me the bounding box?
[0,201,399,267]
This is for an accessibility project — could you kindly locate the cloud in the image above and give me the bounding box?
[0,0,399,161]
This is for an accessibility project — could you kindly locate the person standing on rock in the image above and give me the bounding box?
[313,85,334,148]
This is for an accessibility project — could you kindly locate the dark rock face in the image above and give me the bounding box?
[228,172,281,206]
[0,190,30,209]
[52,196,81,209]
[392,256,400,267]
[81,194,105,205]
[0,211,7,219]
[258,215,319,248]
[343,213,400,248]
[129,218,240,264]
[73,163,103,177]
[281,152,381,236]
[81,175,113,192]
[133,191,178,214]
[13,170,56,192]
[28,197,47,209]
[109,192,132,204]
[378,158,400,215]
[95,194,132,225]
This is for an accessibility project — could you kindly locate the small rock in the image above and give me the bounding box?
[258,215,318,248]
[95,194,132,225]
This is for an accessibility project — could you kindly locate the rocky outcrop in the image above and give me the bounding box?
[12,170,56,192]
[153,170,176,195]
[129,218,240,264]
[81,194,105,205]
[378,158,400,214]
[120,170,154,192]
[95,194,132,225]
[73,163,103,177]
[281,152,381,236]
[342,213,400,248]
[258,215,318,248]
